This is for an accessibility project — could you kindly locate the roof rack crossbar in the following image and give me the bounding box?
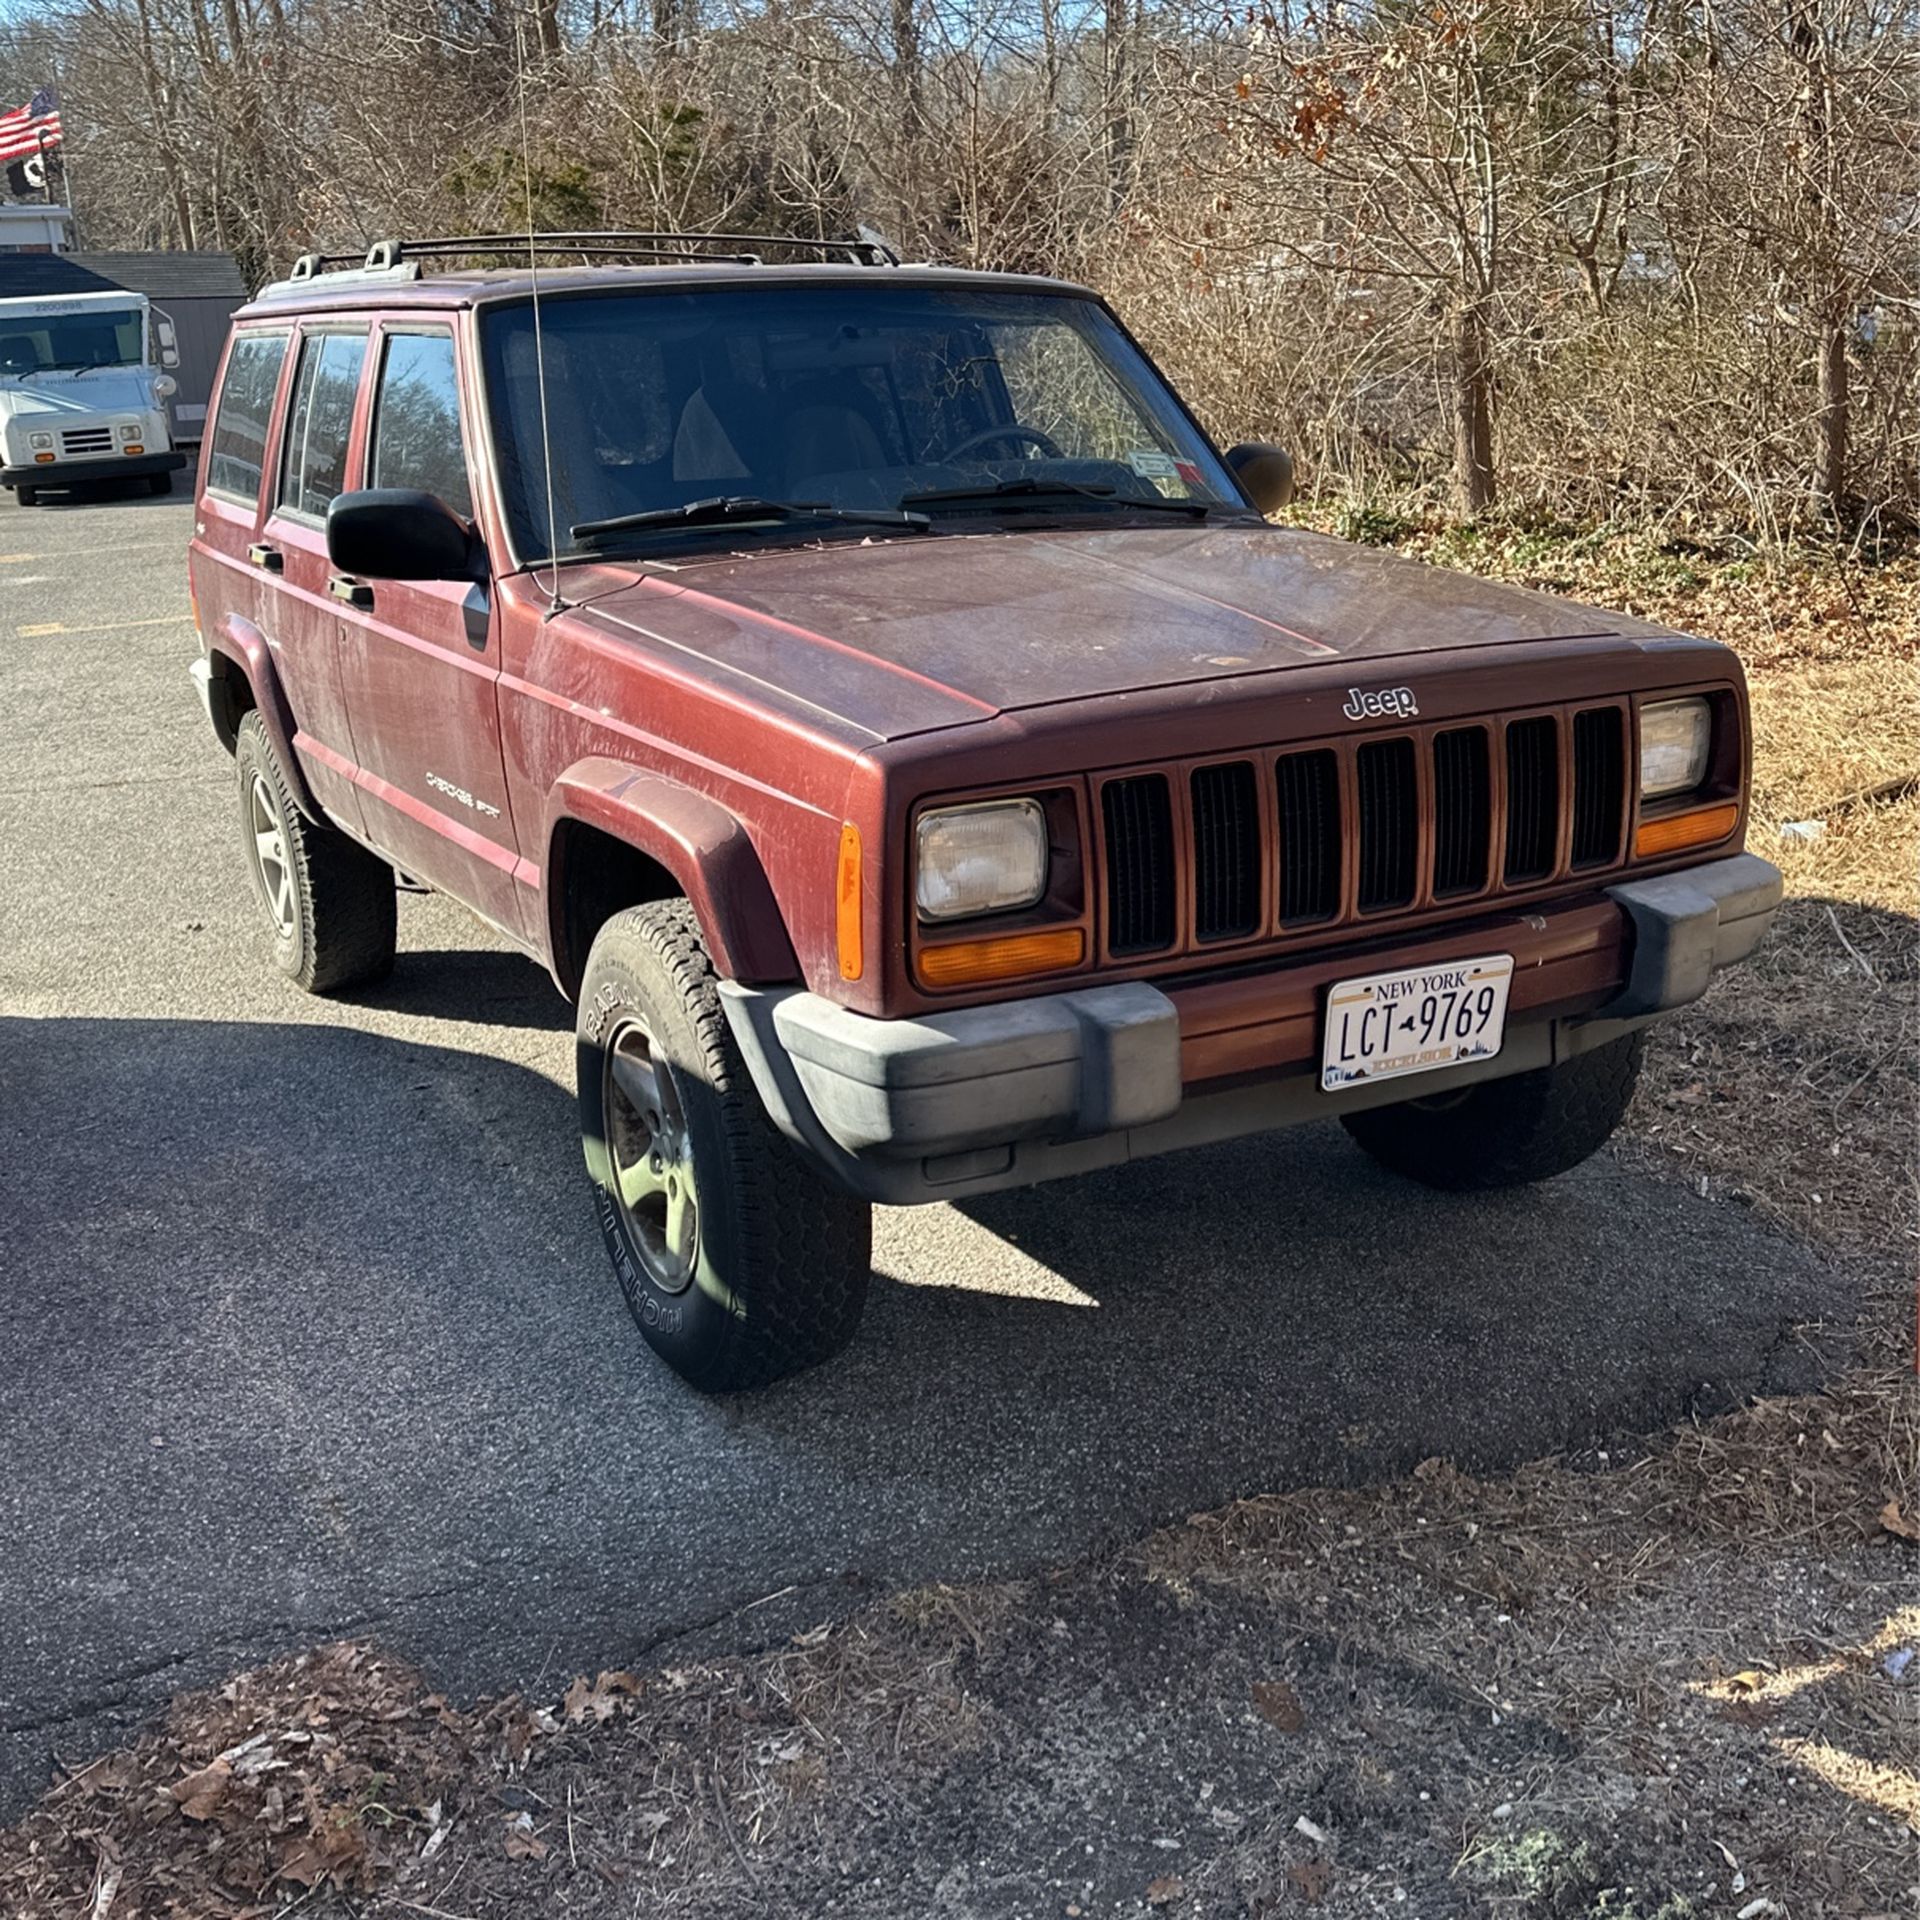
[387,230,899,267]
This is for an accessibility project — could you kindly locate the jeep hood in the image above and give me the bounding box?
[578,523,1674,743]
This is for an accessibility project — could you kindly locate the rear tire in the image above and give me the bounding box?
[577,900,872,1391]
[234,711,396,994]
[1340,1031,1645,1190]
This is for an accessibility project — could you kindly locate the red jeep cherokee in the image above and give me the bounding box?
[188,232,1781,1391]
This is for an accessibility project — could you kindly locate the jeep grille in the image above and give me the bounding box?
[1094,702,1631,966]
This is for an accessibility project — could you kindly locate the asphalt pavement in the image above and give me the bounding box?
[0,468,1844,1816]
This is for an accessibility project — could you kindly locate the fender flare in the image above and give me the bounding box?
[204,617,323,821]
[544,759,800,986]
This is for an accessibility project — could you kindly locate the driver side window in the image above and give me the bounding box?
[369,330,473,520]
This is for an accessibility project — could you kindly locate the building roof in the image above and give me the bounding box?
[0,250,247,300]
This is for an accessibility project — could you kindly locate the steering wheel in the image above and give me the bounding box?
[938,422,1065,463]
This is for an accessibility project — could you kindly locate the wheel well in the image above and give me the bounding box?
[207,653,257,755]
[553,821,684,1000]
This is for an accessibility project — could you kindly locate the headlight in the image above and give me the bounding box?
[27,431,52,451]
[915,798,1048,922]
[1639,698,1711,799]
[118,422,142,442]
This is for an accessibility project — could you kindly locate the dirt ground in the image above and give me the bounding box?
[3,534,1913,1920]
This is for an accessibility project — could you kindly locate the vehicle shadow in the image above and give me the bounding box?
[349,945,572,1033]
[0,1008,1847,1816]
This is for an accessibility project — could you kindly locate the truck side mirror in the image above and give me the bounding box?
[1225,442,1295,515]
[328,488,487,584]
[153,311,180,370]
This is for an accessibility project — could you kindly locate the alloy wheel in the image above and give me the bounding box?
[246,772,297,939]
[603,1018,700,1294]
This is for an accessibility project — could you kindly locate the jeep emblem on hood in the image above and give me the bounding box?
[1343,686,1419,721]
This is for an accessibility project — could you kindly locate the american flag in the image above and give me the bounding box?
[0,89,61,165]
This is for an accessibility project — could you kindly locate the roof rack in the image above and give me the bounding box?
[278,228,900,288]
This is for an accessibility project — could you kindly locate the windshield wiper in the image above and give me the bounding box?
[901,476,1216,517]
[570,495,930,542]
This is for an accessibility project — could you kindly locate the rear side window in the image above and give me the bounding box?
[277,331,367,519]
[205,332,288,503]
[370,331,472,518]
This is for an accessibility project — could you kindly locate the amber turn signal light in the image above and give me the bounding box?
[918,926,1085,989]
[835,823,862,982]
[1635,800,1738,859]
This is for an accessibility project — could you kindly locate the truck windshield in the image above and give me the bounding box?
[480,285,1246,563]
[0,308,144,375]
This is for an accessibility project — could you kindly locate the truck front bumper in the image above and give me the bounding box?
[721,851,1782,1206]
[3,451,186,489]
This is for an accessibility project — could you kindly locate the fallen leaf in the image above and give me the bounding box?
[1880,1500,1920,1544]
[1252,1679,1306,1732]
[504,1809,549,1860]
[1145,1874,1185,1905]
[169,1758,231,1821]
[1289,1858,1334,1903]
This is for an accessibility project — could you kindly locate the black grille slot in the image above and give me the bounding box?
[1431,727,1491,896]
[1504,717,1560,884]
[1355,738,1418,912]
[1101,775,1177,955]
[1190,762,1261,943]
[1570,707,1626,868]
[1275,749,1340,924]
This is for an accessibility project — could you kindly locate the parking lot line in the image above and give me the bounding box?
[16,614,193,638]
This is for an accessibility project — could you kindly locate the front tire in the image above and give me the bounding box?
[577,901,871,1391]
[15,487,36,507]
[148,472,173,497]
[234,711,396,993]
[1340,1031,1645,1190]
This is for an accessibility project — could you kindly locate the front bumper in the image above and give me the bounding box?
[722,851,1782,1206]
[3,451,186,488]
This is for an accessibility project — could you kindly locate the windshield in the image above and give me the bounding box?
[0,307,143,376]
[480,285,1246,562]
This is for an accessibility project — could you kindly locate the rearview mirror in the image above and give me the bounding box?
[1225,442,1295,515]
[153,311,180,369]
[327,489,484,583]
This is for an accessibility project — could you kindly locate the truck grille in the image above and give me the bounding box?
[1101,773,1177,955]
[60,427,114,456]
[1096,702,1630,962]
[1189,761,1262,943]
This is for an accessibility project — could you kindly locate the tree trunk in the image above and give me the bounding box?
[1816,306,1849,512]
[1453,300,1496,515]
[891,0,922,120]
[1104,0,1136,210]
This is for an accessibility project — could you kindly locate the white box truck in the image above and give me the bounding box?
[0,287,187,504]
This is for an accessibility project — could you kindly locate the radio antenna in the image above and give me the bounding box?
[514,15,566,616]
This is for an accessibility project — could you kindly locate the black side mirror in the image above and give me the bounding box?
[327,488,484,583]
[1225,442,1296,515]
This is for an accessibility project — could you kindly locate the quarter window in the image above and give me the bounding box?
[277,331,367,519]
[370,331,472,519]
[205,332,288,504]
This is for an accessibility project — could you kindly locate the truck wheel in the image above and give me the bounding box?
[234,711,396,993]
[148,472,172,496]
[577,900,872,1391]
[15,487,35,507]
[1340,1031,1645,1191]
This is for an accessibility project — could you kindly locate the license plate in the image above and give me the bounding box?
[1321,953,1515,1093]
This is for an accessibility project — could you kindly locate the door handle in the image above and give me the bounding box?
[327,573,373,610]
[247,542,283,573]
